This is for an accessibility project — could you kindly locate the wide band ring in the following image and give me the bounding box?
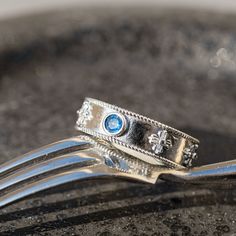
[76,98,199,168]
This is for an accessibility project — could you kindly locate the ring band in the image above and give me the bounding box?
[76,98,199,168]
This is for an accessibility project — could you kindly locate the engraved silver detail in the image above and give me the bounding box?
[183,144,199,166]
[77,101,93,126]
[148,130,172,154]
[75,98,200,168]
[89,98,199,143]
[78,126,181,169]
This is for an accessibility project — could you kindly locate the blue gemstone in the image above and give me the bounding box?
[104,114,123,134]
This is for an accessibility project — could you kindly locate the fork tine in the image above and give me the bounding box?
[0,137,91,176]
[0,135,160,208]
[0,135,127,208]
[0,152,99,192]
[0,163,118,208]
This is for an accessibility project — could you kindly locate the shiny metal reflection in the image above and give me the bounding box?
[0,135,235,208]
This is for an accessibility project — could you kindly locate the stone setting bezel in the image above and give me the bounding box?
[102,113,128,136]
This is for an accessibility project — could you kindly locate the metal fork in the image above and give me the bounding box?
[0,135,235,208]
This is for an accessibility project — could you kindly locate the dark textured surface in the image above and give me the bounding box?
[0,7,235,235]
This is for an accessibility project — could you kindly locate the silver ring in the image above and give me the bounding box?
[76,98,199,168]
[1,97,235,209]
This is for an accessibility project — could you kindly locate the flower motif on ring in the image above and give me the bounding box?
[148,130,172,155]
[77,101,93,126]
[183,144,199,166]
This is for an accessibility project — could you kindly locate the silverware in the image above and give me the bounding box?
[0,135,234,208]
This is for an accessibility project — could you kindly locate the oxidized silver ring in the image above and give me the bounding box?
[76,98,199,168]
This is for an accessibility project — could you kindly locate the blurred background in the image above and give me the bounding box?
[0,1,235,235]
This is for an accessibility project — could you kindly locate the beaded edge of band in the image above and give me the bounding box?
[78,135,162,177]
[87,97,199,144]
[77,126,185,169]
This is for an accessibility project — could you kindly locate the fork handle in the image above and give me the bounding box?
[160,159,236,183]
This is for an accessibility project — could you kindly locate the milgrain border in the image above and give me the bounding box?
[77,127,184,169]
[86,97,199,144]
[78,135,156,176]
